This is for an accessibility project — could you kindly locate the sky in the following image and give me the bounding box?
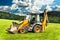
[0,0,60,14]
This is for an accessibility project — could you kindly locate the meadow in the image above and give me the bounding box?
[0,19,60,40]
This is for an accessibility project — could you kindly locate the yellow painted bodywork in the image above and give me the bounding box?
[18,20,29,31]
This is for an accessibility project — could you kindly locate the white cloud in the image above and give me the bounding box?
[31,6,39,11]
[56,5,60,8]
[0,0,54,13]
[3,6,9,10]
[39,11,43,13]
[12,0,19,4]
[0,6,10,11]
[17,1,28,6]
[54,5,60,11]
[10,4,18,10]
[12,0,29,6]
[46,5,52,11]
[27,0,54,13]
[0,6,3,8]
[43,0,54,5]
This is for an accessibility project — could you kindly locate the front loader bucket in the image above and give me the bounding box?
[7,26,18,34]
[7,22,19,34]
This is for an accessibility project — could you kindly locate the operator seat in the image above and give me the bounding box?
[30,18,36,24]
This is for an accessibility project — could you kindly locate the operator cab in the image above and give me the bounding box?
[26,13,41,24]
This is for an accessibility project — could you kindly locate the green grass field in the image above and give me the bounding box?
[0,19,60,40]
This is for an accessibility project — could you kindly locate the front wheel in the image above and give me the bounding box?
[19,27,28,33]
[33,25,41,33]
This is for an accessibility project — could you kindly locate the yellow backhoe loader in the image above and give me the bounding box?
[7,9,48,33]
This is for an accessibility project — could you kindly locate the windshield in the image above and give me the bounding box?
[26,15,31,21]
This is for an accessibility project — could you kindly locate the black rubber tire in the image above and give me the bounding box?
[33,25,41,33]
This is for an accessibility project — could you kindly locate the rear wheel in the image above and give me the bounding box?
[33,25,41,33]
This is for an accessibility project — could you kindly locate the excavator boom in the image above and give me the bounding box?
[42,9,48,31]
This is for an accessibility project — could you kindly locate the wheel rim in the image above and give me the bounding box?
[35,26,40,32]
[20,29,25,33]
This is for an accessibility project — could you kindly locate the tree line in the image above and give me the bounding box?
[40,11,60,23]
[0,11,60,23]
[0,11,24,20]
